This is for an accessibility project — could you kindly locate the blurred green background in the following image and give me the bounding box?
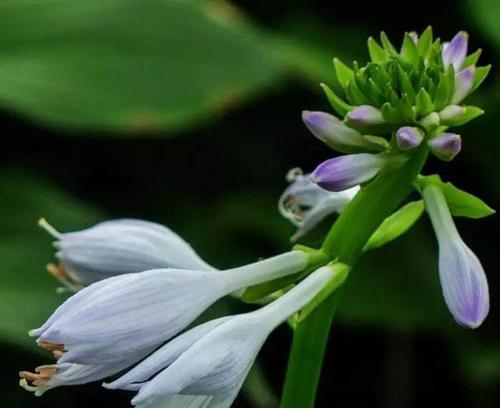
[0,0,498,406]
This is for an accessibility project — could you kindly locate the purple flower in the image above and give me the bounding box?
[451,66,475,104]
[345,105,385,127]
[395,126,424,151]
[442,31,468,71]
[428,133,462,161]
[423,185,489,328]
[302,111,383,153]
[311,153,388,192]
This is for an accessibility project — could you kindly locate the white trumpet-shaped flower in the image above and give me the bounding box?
[39,218,214,290]
[279,168,359,241]
[105,265,339,408]
[20,251,310,394]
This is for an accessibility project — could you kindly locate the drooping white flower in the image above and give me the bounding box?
[20,251,310,393]
[279,168,359,241]
[39,218,214,290]
[423,185,489,328]
[105,265,341,408]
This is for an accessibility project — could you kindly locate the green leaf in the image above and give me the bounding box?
[0,0,280,132]
[0,171,103,351]
[364,200,425,251]
[320,82,354,117]
[416,175,495,219]
[333,58,354,90]
[415,88,435,116]
[381,102,403,123]
[367,37,388,62]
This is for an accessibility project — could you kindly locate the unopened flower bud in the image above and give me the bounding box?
[439,105,466,124]
[345,105,385,127]
[311,153,394,192]
[419,112,440,131]
[451,66,475,104]
[423,185,489,328]
[442,31,468,71]
[302,111,383,153]
[395,126,424,151]
[428,133,462,161]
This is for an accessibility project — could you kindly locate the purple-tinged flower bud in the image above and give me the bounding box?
[451,66,475,104]
[302,111,383,153]
[442,31,468,71]
[311,153,391,192]
[395,126,424,151]
[345,105,385,127]
[439,105,466,124]
[428,133,462,161]
[423,185,489,328]
[420,112,440,132]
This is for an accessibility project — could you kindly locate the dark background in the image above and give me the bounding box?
[0,0,498,407]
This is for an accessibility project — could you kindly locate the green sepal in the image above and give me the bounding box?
[415,88,435,116]
[433,66,454,110]
[367,78,386,106]
[400,94,415,122]
[417,26,433,56]
[472,65,491,92]
[397,64,416,101]
[415,175,495,219]
[241,246,329,303]
[381,102,404,123]
[320,83,354,117]
[463,49,482,69]
[333,58,354,90]
[363,135,390,150]
[400,33,419,66]
[345,80,368,106]
[364,200,425,251]
[442,106,484,127]
[290,262,350,326]
[368,37,389,62]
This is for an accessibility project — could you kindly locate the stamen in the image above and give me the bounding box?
[286,167,303,182]
[19,365,56,388]
[38,340,64,352]
[37,218,62,239]
[52,350,64,360]
[46,263,83,292]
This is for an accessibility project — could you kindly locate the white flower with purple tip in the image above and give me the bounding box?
[442,31,468,71]
[423,185,489,328]
[279,168,359,240]
[395,127,424,151]
[311,153,397,192]
[345,105,385,127]
[428,133,462,161]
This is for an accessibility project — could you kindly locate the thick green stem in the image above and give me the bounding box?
[280,149,428,408]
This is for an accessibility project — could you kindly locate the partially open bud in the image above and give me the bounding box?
[345,106,385,127]
[442,31,468,71]
[302,111,384,153]
[451,66,475,104]
[428,133,462,161]
[423,185,489,328]
[311,153,393,192]
[395,126,424,151]
[439,105,466,124]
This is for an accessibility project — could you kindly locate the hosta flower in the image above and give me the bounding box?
[302,111,384,154]
[39,218,213,290]
[395,126,424,151]
[442,31,468,71]
[279,168,359,240]
[451,65,475,104]
[428,133,462,161]
[345,105,385,127]
[423,185,489,328]
[105,265,340,408]
[20,251,310,393]
[312,153,403,192]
